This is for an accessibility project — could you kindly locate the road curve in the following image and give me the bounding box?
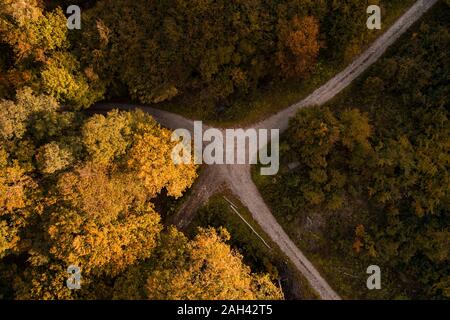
[91,0,438,300]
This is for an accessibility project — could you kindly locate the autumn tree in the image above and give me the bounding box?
[0,88,53,258]
[44,163,162,276]
[0,89,200,299]
[124,111,198,198]
[0,0,104,107]
[81,110,132,165]
[276,16,321,78]
[114,227,283,300]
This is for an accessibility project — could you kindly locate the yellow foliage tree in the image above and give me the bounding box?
[145,227,283,300]
[46,163,163,277]
[126,110,197,198]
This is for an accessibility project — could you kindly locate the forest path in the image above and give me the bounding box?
[91,0,438,300]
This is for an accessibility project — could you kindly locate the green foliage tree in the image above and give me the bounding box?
[284,106,372,210]
[260,8,449,298]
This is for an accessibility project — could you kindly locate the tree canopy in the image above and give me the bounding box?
[257,6,449,299]
[0,89,282,300]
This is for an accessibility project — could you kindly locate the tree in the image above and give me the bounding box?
[0,0,104,107]
[125,110,198,198]
[0,90,201,298]
[41,52,104,109]
[0,0,67,61]
[276,16,321,78]
[45,163,163,277]
[35,142,74,174]
[288,106,340,169]
[82,110,132,165]
[76,0,327,110]
[271,107,373,213]
[0,87,58,141]
[265,9,450,299]
[338,109,372,151]
[13,263,75,300]
[144,227,282,300]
